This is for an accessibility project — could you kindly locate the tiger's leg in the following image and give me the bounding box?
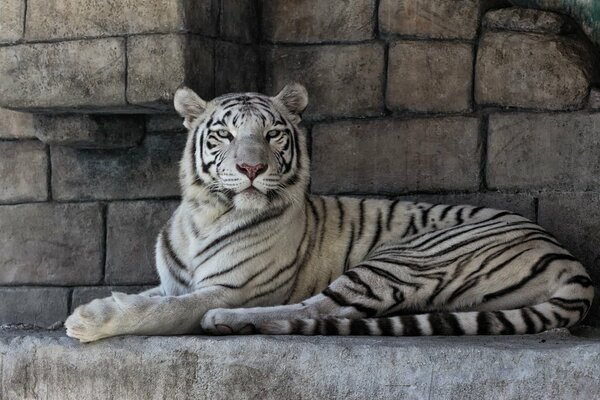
[201,262,422,335]
[65,286,232,342]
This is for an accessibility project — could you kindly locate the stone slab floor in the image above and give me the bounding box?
[1,327,599,400]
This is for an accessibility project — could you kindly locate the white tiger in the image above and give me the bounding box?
[65,83,594,342]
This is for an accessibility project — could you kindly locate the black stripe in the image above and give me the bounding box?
[366,210,383,254]
[566,275,593,287]
[521,308,536,334]
[194,205,288,260]
[428,312,465,335]
[483,254,578,303]
[357,199,366,239]
[349,319,370,335]
[359,263,422,288]
[401,214,418,238]
[400,315,421,336]
[200,245,272,281]
[336,198,345,232]
[343,223,355,271]
[420,204,434,227]
[318,197,328,252]
[469,206,484,218]
[455,207,465,225]
[345,270,383,301]
[493,311,516,334]
[386,199,400,231]
[160,230,190,287]
[553,311,570,328]
[477,312,492,335]
[439,205,453,221]
[322,288,377,316]
[324,318,338,335]
[377,318,394,335]
[529,307,551,330]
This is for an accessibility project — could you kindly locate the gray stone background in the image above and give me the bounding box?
[1,0,600,328]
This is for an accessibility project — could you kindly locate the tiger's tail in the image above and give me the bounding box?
[259,276,594,336]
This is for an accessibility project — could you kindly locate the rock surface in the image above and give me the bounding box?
[1,329,599,399]
[483,6,573,33]
[311,117,480,194]
[475,31,593,110]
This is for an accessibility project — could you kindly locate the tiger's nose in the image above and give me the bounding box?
[236,163,267,181]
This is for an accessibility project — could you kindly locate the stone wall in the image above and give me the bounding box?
[1,0,600,327]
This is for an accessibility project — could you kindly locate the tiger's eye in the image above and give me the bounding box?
[266,130,282,140]
[216,130,233,140]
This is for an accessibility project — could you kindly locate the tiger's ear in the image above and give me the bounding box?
[174,87,207,129]
[274,83,308,116]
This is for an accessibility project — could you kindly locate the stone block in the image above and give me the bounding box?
[106,200,179,285]
[0,39,126,111]
[487,112,600,190]
[475,32,592,110]
[378,0,480,39]
[127,34,214,109]
[311,117,480,194]
[538,193,600,285]
[483,7,574,34]
[145,114,186,133]
[34,115,144,148]
[24,0,217,40]
[220,0,258,43]
[0,141,47,203]
[0,0,25,42]
[387,40,473,113]
[51,134,185,200]
[215,41,261,95]
[71,286,154,310]
[262,0,374,43]
[408,193,536,221]
[265,43,384,119]
[0,109,36,139]
[589,88,600,110]
[0,203,103,285]
[0,287,69,327]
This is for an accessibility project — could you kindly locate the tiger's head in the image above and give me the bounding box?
[174,83,310,212]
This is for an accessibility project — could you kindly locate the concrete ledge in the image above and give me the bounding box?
[1,328,599,399]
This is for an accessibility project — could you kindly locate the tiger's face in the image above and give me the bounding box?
[174,83,310,211]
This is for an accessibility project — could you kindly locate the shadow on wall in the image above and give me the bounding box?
[0,0,600,327]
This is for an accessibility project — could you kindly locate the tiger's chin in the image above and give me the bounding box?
[233,187,270,210]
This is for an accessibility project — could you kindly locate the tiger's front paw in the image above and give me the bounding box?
[65,292,151,343]
[201,308,257,335]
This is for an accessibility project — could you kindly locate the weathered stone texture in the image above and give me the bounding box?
[312,117,479,194]
[145,114,186,133]
[589,88,600,110]
[0,39,125,111]
[0,141,47,203]
[262,0,375,43]
[220,0,258,43]
[475,32,592,110]
[483,7,573,34]
[24,0,218,40]
[387,41,473,112]
[378,0,480,39]
[0,203,103,285]
[3,332,600,399]
[409,193,536,221]
[127,34,214,108]
[34,115,144,148]
[0,0,25,42]
[71,286,154,310]
[538,193,600,284]
[265,44,384,119]
[106,201,178,285]
[0,109,36,139]
[51,134,185,201]
[215,42,261,95]
[487,112,600,190]
[0,288,69,327]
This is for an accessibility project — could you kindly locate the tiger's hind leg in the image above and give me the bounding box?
[201,262,423,335]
